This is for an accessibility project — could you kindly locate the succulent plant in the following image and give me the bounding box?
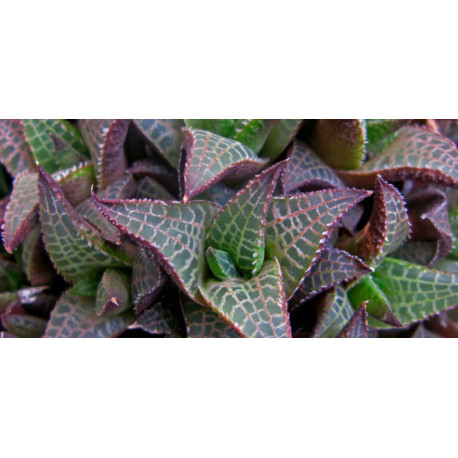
[0,118,457,338]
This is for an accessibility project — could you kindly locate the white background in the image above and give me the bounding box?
[1,1,458,457]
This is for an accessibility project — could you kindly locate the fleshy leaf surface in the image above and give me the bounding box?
[265,188,371,298]
[181,128,268,199]
[232,119,277,153]
[133,119,184,168]
[309,119,366,170]
[45,292,134,338]
[95,268,132,316]
[1,311,47,338]
[94,197,219,302]
[261,119,303,160]
[282,140,345,193]
[206,163,284,278]
[337,302,369,338]
[201,259,291,338]
[372,257,458,325]
[338,127,458,188]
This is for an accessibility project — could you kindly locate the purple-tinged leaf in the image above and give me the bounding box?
[96,268,132,316]
[348,275,403,327]
[338,127,458,189]
[38,166,120,282]
[312,286,355,338]
[133,119,184,168]
[0,119,36,177]
[196,183,235,207]
[183,296,240,338]
[94,196,219,303]
[180,128,268,200]
[265,188,371,298]
[391,240,440,266]
[282,140,345,193]
[337,302,369,338]
[131,248,167,314]
[44,291,134,338]
[128,159,178,196]
[232,119,278,153]
[339,176,410,267]
[1,310,47,338]
[136,176,174,201]
[21,227,57,286]
[407,185,454,262]
[290,247,371,307]
[309,119,366,170]
[261,119,304,160]
[78,119,130,189]
[201,259,291,338]
[206,163,284,278]
[436,119,458,145]
[52,162,95,206]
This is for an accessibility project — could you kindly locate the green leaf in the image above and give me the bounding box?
[0,258,24,291]
[365,119,410,154]
[3,173,38,252]
[133,119,185,168]
[205,247,241,280]
[135,176,175,201]
[312,286,355,338]
[22,119,89,173]
[339,176,410,267]
[347,275,402,327]
[282,140,345,193]
[93,196,219,303]
[68,274,102,297]
[183,296,240,338]
[184,120,238,139]
[181,128,268,199]
[44,291,134,338]
[78,119,130,189]
[196,183,235,207]
[260,119,303,160]
[265,188,371,298]
[291,247,371,307]
[338,127,458,188]
[206,163,284,278]
[96,268,132,316]
[131,248,167,314]
[309,119,366,170]
[232,119,278,153]
[38,166,120,282]
[0,119,36,177]
[372,257,458,325]
[337,302,369,338]
[201,259,291,338]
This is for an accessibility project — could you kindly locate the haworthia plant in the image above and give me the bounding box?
[0,119,457,338]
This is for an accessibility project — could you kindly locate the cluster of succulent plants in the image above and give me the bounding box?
[0,119,457,338]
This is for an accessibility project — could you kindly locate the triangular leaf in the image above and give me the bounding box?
[261,119,303,160]
[265,188,371,298]
[201,259,291,338]
[181,128,268,199]
[44,291,134,338]
[338,127,458,188]
[206,163,284,278]
[205,247,241,280]
[93,196,219,303]
[337,302,369,338]
[282,139,345,193]
[95,268,132,316]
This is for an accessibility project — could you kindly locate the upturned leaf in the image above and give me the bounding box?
[232,119,278,153]
[282,140,345,193]
[309,119,366,170]
[131,248,167,314]
[180,128,268,200]
[338,127,458,188]
[339,176,410,266]
[183,296,240,338]
[205,247,241,280]
[206,163,284,278]
[133,119,185,168]
[22,119,89,173]
[78,119,130,189]
[261,119,303,160]
[291,247,371,306]
[200,259,291,338]
[38,167,120,282]
[265,188,371,298]
[0,119,36,177]
[44,291,134,338]
[312,286,355,338]
[337,302,369,338]
[347,275,402,327]
[95,268,132,316]
[371,257,458,325]
[93,196,219,303]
